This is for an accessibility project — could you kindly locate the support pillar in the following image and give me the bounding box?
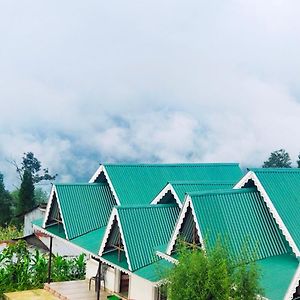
[97,260,102,300]
[47,236,53,284]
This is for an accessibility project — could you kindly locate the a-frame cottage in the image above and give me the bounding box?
[32,163,300,299]
[33,163,242,299]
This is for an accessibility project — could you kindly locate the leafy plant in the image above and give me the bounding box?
[0,226,23,241]
[0,241,86,299]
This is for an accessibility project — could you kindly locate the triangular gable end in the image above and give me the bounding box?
[89,165,121,205]
[234,171,300,257]
[285,264,300,300]
[151,183,182,208]
[43,185,55,228]
[167,196,203,255]
[99,208,132,271]
[42,185,69,240]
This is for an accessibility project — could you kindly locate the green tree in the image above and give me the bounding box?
[167,245,209,300]
[167,241,263,300]
[12,152,56,224]
[262,149,292,168]
[17,170,35,217]
[206,241,232,300]
[297,153,300,168]
[14,152,57,184]
[0,173,12,226]
[233,245,263,300]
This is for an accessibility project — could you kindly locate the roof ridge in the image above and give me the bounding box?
[116,204,178,210]
[169,180,235,185]
[55,182,109,186]
[104,163,239,167]
[188,187,257,197]
[250,168,300,173]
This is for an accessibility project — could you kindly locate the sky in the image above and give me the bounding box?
[0,0,300,189]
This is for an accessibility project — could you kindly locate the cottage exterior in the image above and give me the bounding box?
[32,164,300,299]
[33,163,243,299]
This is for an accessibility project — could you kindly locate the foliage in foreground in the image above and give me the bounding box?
[0,241,86,298]
[0,226,23,241]
[166,241,263,300]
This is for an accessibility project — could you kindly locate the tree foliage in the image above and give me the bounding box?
[167,241,263,300]
[297,153,300,168]
[0,173,12,226]
[14,152,57,184]
[17,170,35,216]
[11,152,57,224]
[262,149,292,168]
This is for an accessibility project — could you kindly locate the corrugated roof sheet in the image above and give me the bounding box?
[102,251,129,270]
[169,181,235,203]
[116,204,180,271]
[33,219,106,255]
[102,163,242,205]
[190,188,292,261]
[257,253,299,300]
[71,227,106,255]
[250,168,300,251]
[55,183,116,240]
[134,258,173,282]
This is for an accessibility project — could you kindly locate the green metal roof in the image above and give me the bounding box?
[72,227,106,255]
[169,181,235,203]
[100,163,242,205]
[257,253,299,300]
[190,188,292,261]
[33,219,106,255]
[36,220,66,239]
[134,258,173,282]
[102,251,129,270]
[54,183,116,240]
[250,168,300,251]
[116,204,180,271]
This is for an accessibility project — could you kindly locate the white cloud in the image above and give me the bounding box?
[0,0,300,188]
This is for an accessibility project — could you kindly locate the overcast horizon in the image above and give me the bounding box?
[1,0,300,190]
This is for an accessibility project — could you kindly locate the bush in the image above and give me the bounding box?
[167,240,263,300]
[0,226,23,241]
[0,241,86,298]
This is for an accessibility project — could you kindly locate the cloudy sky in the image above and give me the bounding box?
[1,0,300,189]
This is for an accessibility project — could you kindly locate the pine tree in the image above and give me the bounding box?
[17,170,35,218]
[0,173,12,226]
[12,152,57,224]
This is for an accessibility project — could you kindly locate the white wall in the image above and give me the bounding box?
[129,274,155,300]
[24,208,45,236]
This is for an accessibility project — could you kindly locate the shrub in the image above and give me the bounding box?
[0,241,86,298]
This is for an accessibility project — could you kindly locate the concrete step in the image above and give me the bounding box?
[44,280,110,300]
